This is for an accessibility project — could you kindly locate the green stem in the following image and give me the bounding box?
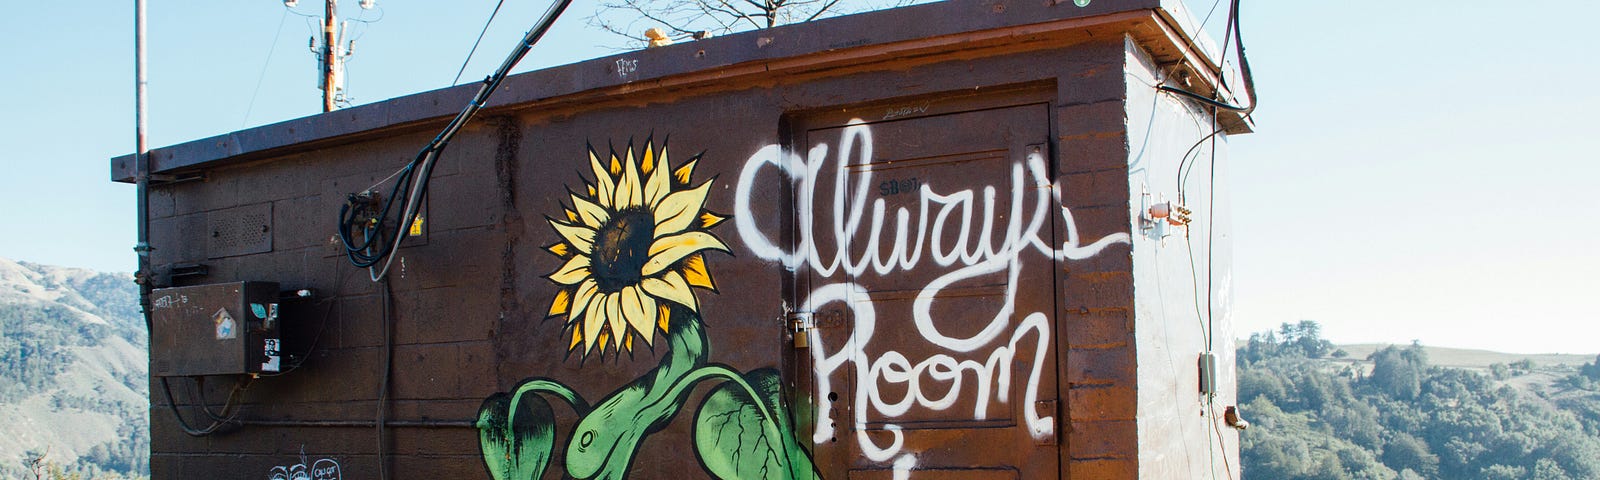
[509,379,591,418]
[565,309,709,479]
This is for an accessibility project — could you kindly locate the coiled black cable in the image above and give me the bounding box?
[337,0,573,282]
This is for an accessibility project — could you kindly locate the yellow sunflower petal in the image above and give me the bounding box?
[625,332,634,353]
[571,194,610,229]
[570,279,599,321]
[673,157,698,185]
[641,271,698,313]
[657,303,671,331]
[605,293,627,351]
[548,254,590,285]
[548,289,572,317]
[609,154,623,176]
[546,242,570,257]
[582,293,606,353]
[568,328,583,351]
[652,181,714,237]
[565,209,579,222]
[596,329,611,355]
[682,254,716,290]
[641,142,656,174]
[643,231,731,277]
[622,287,658,346]
[699,211,728,229]
[644,146,671,207]
[616,150,644,208]
[589,149,616,209]
[549,220,596,253]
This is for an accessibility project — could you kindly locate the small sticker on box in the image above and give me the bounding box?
[262,338,281,372]
[213,308,237,340]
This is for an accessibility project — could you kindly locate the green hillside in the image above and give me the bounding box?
[1239,322,1600,480]
[0,258,149,479]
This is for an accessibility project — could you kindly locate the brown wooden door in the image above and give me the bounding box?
[788,97,1061,479]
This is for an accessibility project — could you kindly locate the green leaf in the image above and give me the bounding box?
[478,386,557,480]
[693,368,816,480]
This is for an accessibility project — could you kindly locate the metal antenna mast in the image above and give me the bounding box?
[295,0,375,112]
[322,0,337,112]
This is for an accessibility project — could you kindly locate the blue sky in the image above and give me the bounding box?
[1,0,1595,354]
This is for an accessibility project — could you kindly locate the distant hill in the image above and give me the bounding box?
[1335,343,1595,370]
[0,257,149,478]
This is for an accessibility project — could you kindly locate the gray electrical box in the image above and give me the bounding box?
[150,281,282,377]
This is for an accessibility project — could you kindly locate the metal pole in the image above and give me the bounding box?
[135,0,153,329]
[323,0,337,112]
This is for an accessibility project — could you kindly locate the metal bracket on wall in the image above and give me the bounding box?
[149,172,206,186]
[1139,183,1189,245]
[154,263,209,288]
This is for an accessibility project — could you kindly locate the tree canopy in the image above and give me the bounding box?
[1237,322,1600,479]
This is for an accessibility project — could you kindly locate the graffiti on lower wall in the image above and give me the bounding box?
[267,450,341,480]
[734,121,1130,473]
[477,139,816,480]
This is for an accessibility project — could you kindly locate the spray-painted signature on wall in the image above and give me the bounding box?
[735,121,1130,473]
[267,451,341,480]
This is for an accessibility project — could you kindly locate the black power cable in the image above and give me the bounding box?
[338,0,574,282]
[1159,0,1257,116]
[160,375,249,437]
[377,277,393,480]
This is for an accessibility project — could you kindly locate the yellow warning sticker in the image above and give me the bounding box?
[409,215,425,237]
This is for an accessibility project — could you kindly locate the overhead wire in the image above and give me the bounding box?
[454,0,509,86]
[242,8,291,129]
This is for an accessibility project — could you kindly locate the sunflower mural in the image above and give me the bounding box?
[545,140,727,357]
[477,139,817,480]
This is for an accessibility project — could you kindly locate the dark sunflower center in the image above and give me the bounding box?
[591,209,656,292]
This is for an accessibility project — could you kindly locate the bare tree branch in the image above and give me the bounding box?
[805,0,844,21]
[587,0,927,47]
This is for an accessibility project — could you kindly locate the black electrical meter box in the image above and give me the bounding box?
[149,281,282,377]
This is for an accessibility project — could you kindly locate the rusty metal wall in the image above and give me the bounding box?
[128,1,1242,478]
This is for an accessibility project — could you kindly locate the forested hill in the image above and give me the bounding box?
[1238,322,1600,480]
[0,257,149,479]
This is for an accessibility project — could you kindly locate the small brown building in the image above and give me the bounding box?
[113,0,1251,477]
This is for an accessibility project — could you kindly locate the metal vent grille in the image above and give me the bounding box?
[207,203,273,258]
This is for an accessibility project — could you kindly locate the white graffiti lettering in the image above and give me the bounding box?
[735,120,1130,469]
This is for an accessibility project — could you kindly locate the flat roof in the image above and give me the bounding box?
[112,0,1245,183]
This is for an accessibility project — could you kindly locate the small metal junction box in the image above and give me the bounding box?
[150,281,282,377]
